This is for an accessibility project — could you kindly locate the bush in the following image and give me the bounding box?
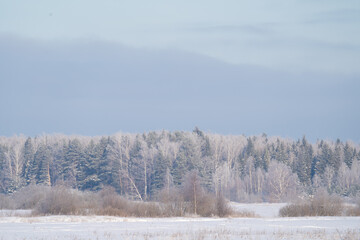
[279,190,343,217]
[0,194,14,209]
[95,187,130,216]
[131,202,163,217]
[215,194,232,217]
[35,186,84,215]
[8,184,234,218]
[345,198,360,216]
[157,187,186,216]
[196,193,216,217]
[12,185,51,209]
[345,205,360,216]
[96,187,164,217]
[158,186,233,217]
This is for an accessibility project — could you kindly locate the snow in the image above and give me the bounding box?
[0,205,359,240]
[0,209,32,217]
[231,202,287,217]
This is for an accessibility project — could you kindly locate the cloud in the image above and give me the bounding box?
[187,24,276,36]
[0,35,359,141]
[305,9,360,24]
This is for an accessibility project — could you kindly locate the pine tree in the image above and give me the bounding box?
[313,142,333,177]
[275,140,288,164]
[21,137,35,181]
[295,137,313,186]
[127,136,146,199]
[25,143,41,186]
[0,145,15,193]
[35,144,51,186]
[78,140,101,191]
[171,149,187,186]
[193,127,212,157]
[97,137,112,187]
[333,144,343,170]
[262,149,271,172]
[344,142,354,168]
[63,139,83,188]
[150,152,168,196]
[246,137,255,157]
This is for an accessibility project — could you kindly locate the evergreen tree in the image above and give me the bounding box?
[49,140,66,186]
[63,139,83,188]
[25,144,41,186]
[333,144,343,170]
[150,152,168,196]
[262,149,271,172]
[127,136,146,199]
[313,142,333,177]
[254,151,262,169]
[21,137,35,181]
[34,144,51,186]
[193,127,212,157]
[344,142,354,168]
[275,140,288,163]
[246,137,255,157]
[97,137,112,187]
[0,145,15,193]
[78,140,101,191]
[295,137,313,186]
[171,150,187,186]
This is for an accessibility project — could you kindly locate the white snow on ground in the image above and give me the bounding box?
[0,205,359,240]
[230,202,287,217]
[0,209,32,217]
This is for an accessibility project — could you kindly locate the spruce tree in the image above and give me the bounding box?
[35,144,51,186]
[63,139,83,188]
[78,140,101,191]
[171,151,187,186]
[97,137,112,187]
[295,138,313,186]
[21,137,35,181]
[150,152,168,195]
[344,142,354,168]
[0,145,15,193]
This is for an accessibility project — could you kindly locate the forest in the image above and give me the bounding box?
[1,128,359,203]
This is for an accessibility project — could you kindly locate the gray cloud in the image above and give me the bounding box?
[0,36,359,142]
[187,24,276,36]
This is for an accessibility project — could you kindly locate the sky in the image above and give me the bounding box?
[0,0,360,142]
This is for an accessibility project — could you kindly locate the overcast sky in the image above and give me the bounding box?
[1,1,359,142]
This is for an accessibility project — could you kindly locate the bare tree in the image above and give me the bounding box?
[266,161,299,202]
[322,166,335,192]
[182,170,203,215]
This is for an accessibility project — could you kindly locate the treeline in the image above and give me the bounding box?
[0,128,359,202]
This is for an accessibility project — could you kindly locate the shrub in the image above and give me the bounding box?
[8,184,234,218]
[95,187,130,216]
[35,186,84,215]
[215,194,232,217]
[345,205,360,216]
[157,187,186,217]
[96,187,164,217]
[279,190,343,217]
[131,202,163,217]
[345,198,360,216]
[12,185,51,209]
[196,193,216,217]
[0,194,14,209]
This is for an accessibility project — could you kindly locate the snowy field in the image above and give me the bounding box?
[231,202,287,218]
[0,205,359,240]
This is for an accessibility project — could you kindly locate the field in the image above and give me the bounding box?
[0,204,359,240]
